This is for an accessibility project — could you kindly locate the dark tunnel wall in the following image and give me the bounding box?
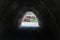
[47,0,60,25]
[0,0,59,40]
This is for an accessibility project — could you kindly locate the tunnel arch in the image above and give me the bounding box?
[15,7,44,31]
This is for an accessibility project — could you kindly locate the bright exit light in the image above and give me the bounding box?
[20,11,39,28]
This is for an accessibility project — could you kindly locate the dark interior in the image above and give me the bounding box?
[0,0,59,40]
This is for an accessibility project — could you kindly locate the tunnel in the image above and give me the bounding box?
[0,0,59,40]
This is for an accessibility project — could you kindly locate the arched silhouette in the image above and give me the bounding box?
[20,11,39,28]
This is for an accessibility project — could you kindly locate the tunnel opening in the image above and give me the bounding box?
[18,11,40,31]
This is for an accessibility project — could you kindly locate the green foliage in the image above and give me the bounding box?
[31,18,38,22]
